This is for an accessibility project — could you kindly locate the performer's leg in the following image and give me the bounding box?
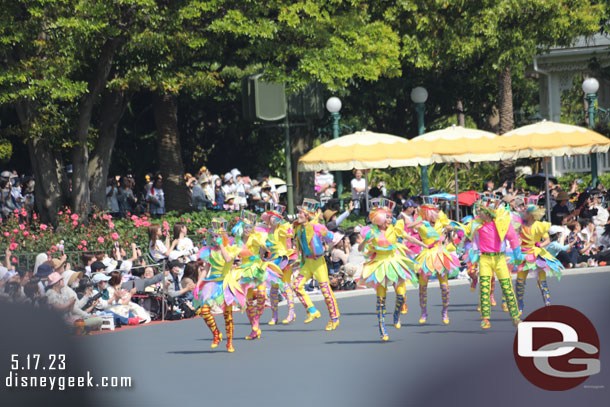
[496,258,521,326]
[393,281,406,328]
[490,276,497,306]
[468,263,478,291]
[479,256,493,329]
[418,274,429,324]
[515,270,527,314]
[224,305,234,353]
[281,268,296,324]
[268,284,280,325]
[245,288,260,340]
[293,263,320,323]
[537,270,551,306]
[254,283,266,332]
[438,273,450,325]
[376,286,389,341]
[200,304,222,348]
[313,257,340,331]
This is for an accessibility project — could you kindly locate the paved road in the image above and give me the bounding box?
[3,270,609,407]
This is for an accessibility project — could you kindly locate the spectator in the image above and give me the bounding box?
[398,199,423,255]
[165,260,195,298]
[148,224,175,263]
[46,271,103,332]
[82,252,96,276]
[106,177,120,215]
[146,177,165,216]
[106,270,150,324]
[171,222,198,262]
[551,190,574,225]
[214,177,225,208]
[345,232,365,280]
[351,169,367,215]
[234,174,248,208]
[565,221,591,267]
[323,201,353,232]
[329,232,349,275]
[547,225,575,267]
[591,192,608,237]
[180,261,202,305]
[261,172,279,203]
[118,176,137,217]
[315,170,335,203]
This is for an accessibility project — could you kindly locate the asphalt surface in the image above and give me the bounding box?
[2,269,609,407]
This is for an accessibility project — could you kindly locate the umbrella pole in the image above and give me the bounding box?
[454,164,460,220]
[545,158,551,222]
[365,171,370,215]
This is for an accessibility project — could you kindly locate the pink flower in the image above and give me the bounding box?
[163,221,169,231]
[186,219,192,223]
[23,231,29,237]
[83,247,88,251]
[108,221,115,229]
[51,246,57,253]
[9,243,18,250]
[131,215,138,222]
[58,211,63,215]
[3,232,9,237]
[81,240,87,246]
[72,220,78,227]
[19,224,25,231]
[20,209,27,216]
[142,221,151,227]
[12,229,18,234]
[11,257,17,264]
[40,224,48,231]
[111,232,119,241]
[142,216,148,221]
[13,209,18,214]
[33,214,37,220]
[77,245,82,250]
[71,214,79,221]
[66,209,71,214]
[93,214,97,219]
[40,233,44,237]
[97,237,105,243]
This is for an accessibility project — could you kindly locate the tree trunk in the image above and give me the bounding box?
[72,37,123,218]
[498,66,515,181]
[152,93,190,213]
[457,100,465,127]
[291,121,316,205]
[89,90,127,211]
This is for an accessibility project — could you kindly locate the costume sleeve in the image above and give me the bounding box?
[535,221,551,240]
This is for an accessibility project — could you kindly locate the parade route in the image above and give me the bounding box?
[79,270,609,407]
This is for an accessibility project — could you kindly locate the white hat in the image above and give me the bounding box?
[231,168,241,177]
[549,225,564,236]
[224,173,233,182]
[91,273,111,283]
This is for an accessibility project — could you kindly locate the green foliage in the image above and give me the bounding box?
[0,138,12,162]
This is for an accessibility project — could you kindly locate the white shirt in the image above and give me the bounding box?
[175,237,198,261]
[146,188,165,215]
[149,240,168,262]
[351,178,366,199]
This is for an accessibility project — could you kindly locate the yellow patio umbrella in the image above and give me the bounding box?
[499,121,610,158]
[298,131,423,210]
[405,125,510,217]
[500,121,610,220]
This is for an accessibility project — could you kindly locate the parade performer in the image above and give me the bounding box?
[414,203,461,324]
[397,199,424,314]
[466,200,523,329]
[292,199,341,331]
[515,204,563,313]
[262,204,298,325]
[193,219,243,352]
[233,210,283,340]
[360,198,424,341]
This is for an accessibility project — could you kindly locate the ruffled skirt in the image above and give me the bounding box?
[416,244,461,278]
[238,256,284,291]
[193,268,247,310]
[360,246,419,288]
[516,248,563,280]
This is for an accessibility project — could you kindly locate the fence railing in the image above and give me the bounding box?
[553,152,610,175]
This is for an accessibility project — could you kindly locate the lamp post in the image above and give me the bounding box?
[326,97,343,208]
[583,77,600,188]
[411,86,429,195]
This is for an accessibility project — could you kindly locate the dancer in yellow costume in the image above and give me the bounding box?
[466,200,523,329]
[262,203,298,325]
[193,218,242,352]
[233,210,283,340]
[515,204,563,314]
[415,204,461,324]
[293,198,340,331]
[360,198,424,341]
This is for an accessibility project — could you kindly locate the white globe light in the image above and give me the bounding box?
[410,87,428,104]
[582,77,599,94]
[326,97,342,113]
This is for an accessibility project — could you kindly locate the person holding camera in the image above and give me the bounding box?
[106,177,120,216]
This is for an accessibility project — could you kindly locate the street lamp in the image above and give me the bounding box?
[326,97,344,208]
[411,86,429,195]
[583,77,600,188]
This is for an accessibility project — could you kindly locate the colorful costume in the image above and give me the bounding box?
[193,220,242,352]
[263,205,298,325]
[233,211,283,340]
[515,205,563,313]
[360,198,420,341]
[293,199,340,331]
[415,206,461,324]
[467,202,523,329]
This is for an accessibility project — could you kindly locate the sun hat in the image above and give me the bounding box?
[35,263,54,277]
[46,272,63,287]
[323,209,338,223]
[91,273,111,283]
